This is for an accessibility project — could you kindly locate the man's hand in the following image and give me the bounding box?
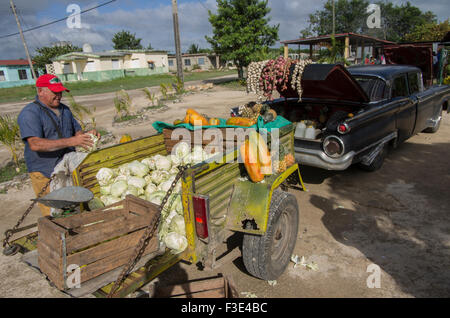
[72,133,94,150]
[87,129,101,139]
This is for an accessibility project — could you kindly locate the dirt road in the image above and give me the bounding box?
[0,85,449,298]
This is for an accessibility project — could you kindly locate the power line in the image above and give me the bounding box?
[0,0,117,39]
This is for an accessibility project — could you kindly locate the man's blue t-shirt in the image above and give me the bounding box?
[17,96,82,178]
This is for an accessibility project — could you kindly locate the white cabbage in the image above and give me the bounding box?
[146,190,166,205]
[169,166,179,175]
[169,215,186,236]
[174,142,190,159]
[144,183,157,196]
[154,155,171,171]
[182,153,192,165]
[127,176,146,189]
[76,133,99,153]
[96,168,115,186]
[164,232,188,254]
[118,164,131,177]
[170,154,182,167]
[114,175,128,183]
[110,180,128,197]
[121,185,139,198]
[99,184,111,195]
[141,157,156,170]
[101,195,121,206]
[158,176,176,192]
[128,160,149,177]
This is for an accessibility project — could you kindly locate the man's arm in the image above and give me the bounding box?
[27,134,93,152]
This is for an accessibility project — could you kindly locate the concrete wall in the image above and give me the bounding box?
[0,65,35,88]
[168,55,218,72]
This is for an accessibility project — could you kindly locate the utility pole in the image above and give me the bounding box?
[332,0,335,36]
[10,0,37,82]
[172,0,184,85]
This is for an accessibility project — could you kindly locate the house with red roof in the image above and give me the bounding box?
[0,59,36,88]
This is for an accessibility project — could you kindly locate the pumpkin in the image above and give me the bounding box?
[173,119,183,125]
[226,117,256,127]
[119,134,132,143]
[209,118,221,126]
[183,113,191,124]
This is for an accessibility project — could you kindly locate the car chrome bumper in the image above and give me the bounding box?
[294,146,355,170]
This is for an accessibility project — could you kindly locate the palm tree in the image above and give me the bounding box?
[0,115,21,171]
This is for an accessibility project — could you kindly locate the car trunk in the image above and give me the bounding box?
[272,64,368,142]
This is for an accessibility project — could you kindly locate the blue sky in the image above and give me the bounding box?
[0,0,448,60]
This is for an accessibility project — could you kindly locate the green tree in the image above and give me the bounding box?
[300,0,437,43]
[187,44,200,54]
[32,44,81,73]
[112,30,143,50]
[206,0,279,79]
[403,20,450,42]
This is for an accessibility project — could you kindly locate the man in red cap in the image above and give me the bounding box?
[18,74,99,216]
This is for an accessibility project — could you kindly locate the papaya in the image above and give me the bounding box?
[186,108,209,126]
[240,140,264,183]
[209,117,221,126]
[119,134,132,143]
[226,117,256,127]
[249,131,272,175]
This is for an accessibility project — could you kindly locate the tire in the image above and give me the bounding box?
[357,144,388,172]
[242,190,299,281]
[423,105,443,134]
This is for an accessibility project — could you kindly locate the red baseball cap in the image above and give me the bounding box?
[36,74,69,93]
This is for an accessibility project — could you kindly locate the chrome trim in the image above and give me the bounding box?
[337,122,350,135]
[323,135,345,158]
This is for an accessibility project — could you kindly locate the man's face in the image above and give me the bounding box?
[38,87,63,108]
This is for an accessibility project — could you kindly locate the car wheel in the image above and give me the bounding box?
[242,190,299,281]
[424,105,443,133]
[357,144,388,172]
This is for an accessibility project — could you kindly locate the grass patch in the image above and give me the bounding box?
[0,160,27,183]
[0,69,237,104]
[114,114,139,123]
[216,79,247,90]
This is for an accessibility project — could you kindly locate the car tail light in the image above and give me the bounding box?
[337,122,350,134]
[323,136,345,158]
[193,195,210,240]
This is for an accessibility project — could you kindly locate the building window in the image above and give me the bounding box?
[198,57,205,65]
[168,59,174,67]
[63,63,71,74]
[148,61,155,70]
[0,70,5,81]
[111,59,120,70]
[184,59,191,66]
[18,69,28,80]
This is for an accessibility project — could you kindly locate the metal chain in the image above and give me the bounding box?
[107,164,190,298]
[2,175,55,249]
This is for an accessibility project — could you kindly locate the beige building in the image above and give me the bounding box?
[168,53,223,72]
[49,49,169,82]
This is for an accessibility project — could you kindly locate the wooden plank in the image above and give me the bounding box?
[53,208,127,230]
[67,227,151,266]
[37,240,62,270]
[38,253,64,290]
[65,213,156,253]
[79,238,159,283]
[37,217,66,254]
[155,277,226,298]
[172,289,225,298]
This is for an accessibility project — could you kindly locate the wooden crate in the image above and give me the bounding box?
[37,195,160,291]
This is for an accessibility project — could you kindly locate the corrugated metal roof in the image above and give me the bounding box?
[0,59,33,66]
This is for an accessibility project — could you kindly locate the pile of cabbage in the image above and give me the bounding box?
[94,142,211,254]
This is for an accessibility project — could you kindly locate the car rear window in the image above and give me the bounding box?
[353,76,387,102]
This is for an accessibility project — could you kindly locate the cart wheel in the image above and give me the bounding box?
[242,190,299,281]
[3,244,20,256]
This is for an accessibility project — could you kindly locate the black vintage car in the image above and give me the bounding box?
[264,63,450,171]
